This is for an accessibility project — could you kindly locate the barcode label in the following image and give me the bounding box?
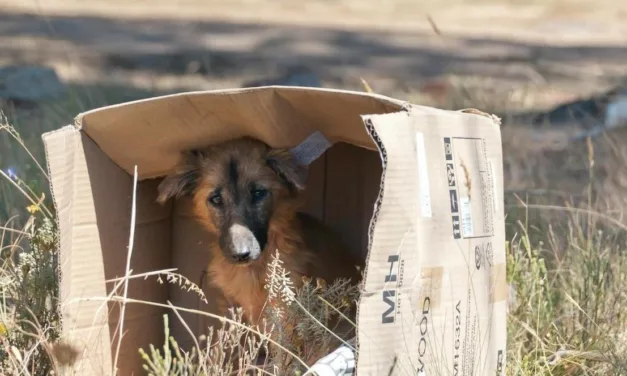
[460,196,473,237]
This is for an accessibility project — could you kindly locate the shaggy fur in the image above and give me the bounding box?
[156,137,363,335]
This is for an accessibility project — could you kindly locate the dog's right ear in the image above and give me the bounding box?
[266,148,307,193]
[156,150,203,204]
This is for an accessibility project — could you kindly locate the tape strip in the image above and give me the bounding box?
[289,131,332,166]
[489,263,508,304]
[459,108,502,127]
[417,266,444,310]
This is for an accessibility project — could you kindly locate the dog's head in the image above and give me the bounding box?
[156,137,307,265]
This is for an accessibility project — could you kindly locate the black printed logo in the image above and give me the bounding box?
[444,137,453,161]
[452,215,461,239]
[475,245,482,270]
[486,242,494,267]
[496,350,504,374]
[382,255,399,324]
[445,137,463,240]
[449,189,459,213]
[382,290,396,324]
[447,163,456,187]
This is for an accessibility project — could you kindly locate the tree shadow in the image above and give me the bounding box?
[1,10,626,88]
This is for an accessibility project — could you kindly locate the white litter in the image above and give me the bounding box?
[305,344,355,376]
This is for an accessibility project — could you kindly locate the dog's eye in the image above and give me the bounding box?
[208,193,223,206]
[251,188,269,203]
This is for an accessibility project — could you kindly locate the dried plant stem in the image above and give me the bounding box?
[0,226,30,236]
[112,165,138,375]
[0,119,50,181]
[0,170,53,219]
[292,299,355,352]
[545,350,612,365]
[105,268,178,283]
[166,301,202,359]
[74,296,310,371]
[506,202,627,232]
[317,296,357,330]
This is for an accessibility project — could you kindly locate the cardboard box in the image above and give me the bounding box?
[42,86,506,375]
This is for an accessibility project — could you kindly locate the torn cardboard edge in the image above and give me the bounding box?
[354,112,393,376]
[41,124,75,340]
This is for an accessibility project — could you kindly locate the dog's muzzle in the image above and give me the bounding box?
[227,223,261,263]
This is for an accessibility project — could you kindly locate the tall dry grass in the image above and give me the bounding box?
[0,80,626,375]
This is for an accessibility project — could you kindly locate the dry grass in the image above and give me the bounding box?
[0,77,626,375]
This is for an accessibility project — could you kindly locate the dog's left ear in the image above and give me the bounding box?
[157,150,204,204]
[266,148,307,192]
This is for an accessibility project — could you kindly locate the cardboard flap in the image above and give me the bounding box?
[74,86,405,179]
[356,106,506,375]
[43,126,172,375]
[42,126,113,375]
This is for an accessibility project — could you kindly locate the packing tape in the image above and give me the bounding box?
[459,108,502,127]
[489,263,508,304]
[289,131,332,166]
[417,266,444,311]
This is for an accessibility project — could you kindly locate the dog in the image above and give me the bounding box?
[156,136,364,365]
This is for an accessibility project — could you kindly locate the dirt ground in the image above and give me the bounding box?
[1,0,626,106]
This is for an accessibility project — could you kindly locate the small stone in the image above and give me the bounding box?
[605,92,627,130]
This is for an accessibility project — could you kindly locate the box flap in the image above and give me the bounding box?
[43,126,171,375]
[356,106,506,375]
[74,86,405,180]
[42,126,113,375]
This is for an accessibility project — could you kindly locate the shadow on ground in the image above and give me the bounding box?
[1,11,626,90]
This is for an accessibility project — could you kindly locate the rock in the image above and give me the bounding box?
[502,84,627,142]
[530,94,607,130]
[564,88,627,142]
[605,90,627,130]
[0,65,66,102]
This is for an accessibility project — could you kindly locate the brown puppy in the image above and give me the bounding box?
[156,137,363,348]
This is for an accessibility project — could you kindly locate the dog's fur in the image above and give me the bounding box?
[156,137,363,338]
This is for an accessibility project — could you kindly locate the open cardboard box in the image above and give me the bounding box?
[42,86,507,375]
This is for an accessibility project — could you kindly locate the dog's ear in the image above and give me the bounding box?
[157,150,204,204]
[266,148,307,192]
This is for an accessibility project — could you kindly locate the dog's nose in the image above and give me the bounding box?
[232,252,251,262]
[228,223,261,263]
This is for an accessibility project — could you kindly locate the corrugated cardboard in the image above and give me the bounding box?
[42,86,506,375]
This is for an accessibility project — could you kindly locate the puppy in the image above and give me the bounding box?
[156,137,363,363]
